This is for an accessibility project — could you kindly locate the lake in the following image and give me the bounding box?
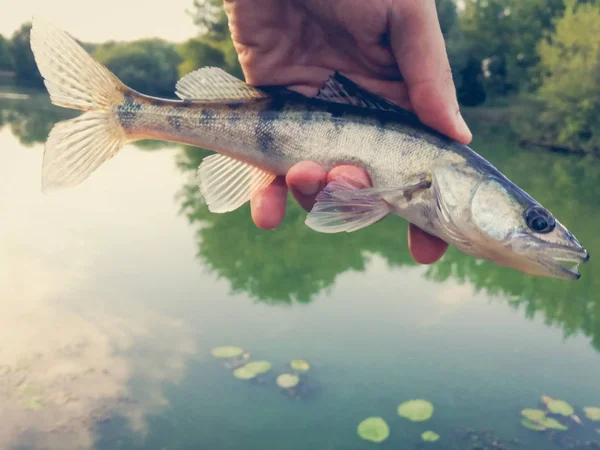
[1,93,599,450]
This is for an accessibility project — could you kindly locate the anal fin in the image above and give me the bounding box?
[197,154,276,213]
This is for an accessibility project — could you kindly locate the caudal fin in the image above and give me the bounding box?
[30,17,129,192]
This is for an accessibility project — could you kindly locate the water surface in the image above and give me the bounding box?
[1,95,599,450]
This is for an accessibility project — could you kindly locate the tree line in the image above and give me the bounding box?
[1,0,599,153]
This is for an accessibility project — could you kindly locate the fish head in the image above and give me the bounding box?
[432,160,589,280]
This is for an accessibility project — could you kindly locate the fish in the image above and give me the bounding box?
[29,18,589,280]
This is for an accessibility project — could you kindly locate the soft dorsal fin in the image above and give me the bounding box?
[196,154,276,213]
[175,67,268,101]
[315,73,405,112]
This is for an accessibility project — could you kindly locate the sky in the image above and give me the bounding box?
[0,0,198,42]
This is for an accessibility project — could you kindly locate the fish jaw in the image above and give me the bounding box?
[505,227,590,280]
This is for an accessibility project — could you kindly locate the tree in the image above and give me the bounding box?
[0,34,14,71]
[460,0,566,97]
[11,23,43,87]
[93,39,182,98]
[183,0,242,77]
[533,0,600,153]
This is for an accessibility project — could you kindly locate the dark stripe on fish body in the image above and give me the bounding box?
[255,97,287,154]
[167,114,183,131]
[117,95,143,129]
[199,109,216,125]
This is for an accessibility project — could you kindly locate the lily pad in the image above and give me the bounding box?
[290,360,310,372]
[212,346,244,358]
[357,417,390,443]
[546,399,574,416]
[276,373,299,389]
[397,399,434,422]
[584,407,600,421]
[233,366,256,380]
[422,431,440,442]
[521,409,547,422]
[539,417,568,431]
[522,419,546,431]
[244,361,272,374]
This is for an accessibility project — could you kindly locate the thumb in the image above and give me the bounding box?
[389,0,472,145]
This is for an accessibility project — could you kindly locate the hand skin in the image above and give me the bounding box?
[224,0,473,264]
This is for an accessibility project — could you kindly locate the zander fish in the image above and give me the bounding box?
[29,18,589,280]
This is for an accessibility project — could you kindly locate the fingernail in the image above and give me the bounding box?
[456,111,472,142]
[295,182,320,196]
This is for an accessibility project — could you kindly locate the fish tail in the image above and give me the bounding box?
[30,17,134,193]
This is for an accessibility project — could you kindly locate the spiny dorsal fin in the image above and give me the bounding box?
[315,73,404,112]
[197,154,276,213]
[175,67,268,101]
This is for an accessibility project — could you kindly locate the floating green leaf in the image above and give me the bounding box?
[522,419,546,431]
[290,359,310,372]
[212,346,243,358]
[244,361,271,374]
[521,409,546,422]
[397,399,434,422]
[357,417,390,443]
[546,399,574,416]
[539,417,568,431]
[584,407,600,421]
[276,373,299,389]
[233,366,256,380]
[421,431,440,442]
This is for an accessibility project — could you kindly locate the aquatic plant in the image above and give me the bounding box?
[521,419,547,431]
[357,417,390,443]
[542,396,574,416]
[211,346,244,358]
[520,408,568,431]
[421,431,440,442]
[397,399,434,422]
[539,417,568,431]
[584,407,600,421]
[276,374,299,389]
[290,359,310,372]
[521,409,546,422]
[233,366,256,380]
[243,361,271,374]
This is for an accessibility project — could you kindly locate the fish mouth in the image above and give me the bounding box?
[538,245,590,280]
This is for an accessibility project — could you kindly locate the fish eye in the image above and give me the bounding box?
[524,206,556,234]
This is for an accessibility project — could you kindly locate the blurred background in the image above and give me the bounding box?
[1,1,599,450]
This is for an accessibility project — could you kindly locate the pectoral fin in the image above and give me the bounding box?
[305,177,431,233]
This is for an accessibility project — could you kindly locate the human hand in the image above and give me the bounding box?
[225,0,472,264]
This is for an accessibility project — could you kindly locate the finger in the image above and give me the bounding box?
[250,177,288,230]
[286,161,328,212]
[408,223,448,264]
[389,0,472,144]
[327,165,372,187]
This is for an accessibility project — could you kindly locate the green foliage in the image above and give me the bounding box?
[93,39,182,97]
[10,23,43,87]
[460,0,566,97]
[182,0,242,78]
[532,0,600,153]
[0,34,14,71]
